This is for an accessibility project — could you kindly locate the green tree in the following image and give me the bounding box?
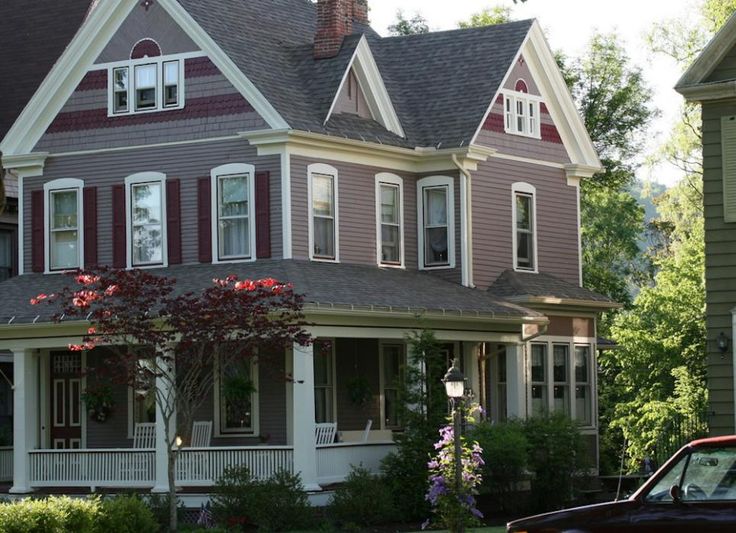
[388,10,429,36]
[458,6,512,28]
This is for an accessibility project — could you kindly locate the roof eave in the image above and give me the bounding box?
[675,80,736,102]
[504,295,622,311]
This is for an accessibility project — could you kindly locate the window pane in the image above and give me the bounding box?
[135,64,157,109]
[52,191,78,230]
[221,359,254,432]
[0,231,11,281]
[532,385,547,416]
[113,67,129,113]
[51,231,79,270]
[315,387,334,424]
[425,187,447,225]
[553,345,568,382]
[314,349,332,387]
[576,385,591,425]
[133,388,156,424]
[381,185,399,223]
[132,183,163,265]
[312,174,334,217]
[313,218,335,258]
[575,346,590,383]
[516,195,531,230]
[517,232,532,267]
[132,225,162,265]
[164,61,179,84]
[553,385,569,413]
[220,218,249,258]
[425,227,448,265]
[531,344,546,382]
[133,184,162,224]
[220,176,248,216]
[114,67,129,91]
[381,225,400,263]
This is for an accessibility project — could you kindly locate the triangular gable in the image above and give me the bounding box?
[0,0,288,157]
[325,36,405,138]
[471,20,601,172]
[678,12,736,89]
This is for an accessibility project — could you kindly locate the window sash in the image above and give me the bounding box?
[0,231,11,281]
[131,182,163,266]
[504,93,540,137]
[423,185,449,266]
[314,341,334,424]
[382,344,405,429]
[219,358,256,434]
[575,345,592,425]
[379,183,401,265]
[553,344,570,415]
[113,67,129,114]
[49,189,80,271]
[162,60,179,108]
[217,174,250,260]
[135,64,157,111]
[515,193,535,270]
[312,174,336,260]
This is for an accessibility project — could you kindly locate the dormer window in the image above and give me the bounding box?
[502,81,541,138]
[108,56,184,116]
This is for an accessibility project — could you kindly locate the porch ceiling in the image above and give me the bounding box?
[0,260,542,326]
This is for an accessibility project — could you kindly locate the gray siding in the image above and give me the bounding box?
[24,138,283,271]
[95,2,199,64]
[706,47,736,83]
[702,101,736,435]
[335,338,380,431]
[503,55,541,95]
[472,157,580,289]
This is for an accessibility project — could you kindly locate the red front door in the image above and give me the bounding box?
[50,352,82,449]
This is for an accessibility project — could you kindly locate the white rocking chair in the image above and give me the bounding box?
[315,422,337,445]
[191,421,213,448]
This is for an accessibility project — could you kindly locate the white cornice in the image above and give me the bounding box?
[565,163,601,180]
[677,81,736,102]
[1,153,49,178]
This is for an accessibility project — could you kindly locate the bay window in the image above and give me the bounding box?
[512,182,537,272]
[417,176,455,269]
[44,178,84,273]
[211,164,256,263]
[376,173,404,267]
[125,172,167,268]
[309,164,339,262]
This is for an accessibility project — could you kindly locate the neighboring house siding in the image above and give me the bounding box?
[335,338,380,431]
[35,57,267,153]
[94,1,199,64]
[705,47,736,83]
[702,101,736,435]
[23,138,282,271]
[472,157,579,289]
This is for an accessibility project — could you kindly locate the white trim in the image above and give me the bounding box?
[417,175,456,270]
[93,50,206,70]
[325,37,405,138]
[210,163,257,264]
[511,182,538,274]
[375,173,405,269]
[50,134,242,158]
[124,172,168,269]
[677,12,736,91]
[43,178,85,274]
[307,163,340,263]
[282,148,293,259]
[129,37,162,59]
[213,355,260,438]
[575,181,583,286]
[18,175,24,276]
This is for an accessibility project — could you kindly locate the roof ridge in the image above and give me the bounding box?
[379,18,535,41]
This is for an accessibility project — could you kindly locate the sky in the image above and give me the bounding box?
[368,0,703,187]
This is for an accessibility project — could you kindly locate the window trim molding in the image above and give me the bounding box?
[307,163,340,263]
[44,178,85,274]
[501,88,542,139]
[213,354,260,438]
[417,175,455,270]
[375,173,405,269]
[210,163,257,264]
[512,182,539,274]
[125,172,168,269]
[106,54,186,118]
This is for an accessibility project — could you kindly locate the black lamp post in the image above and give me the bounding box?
[443,358,466,533]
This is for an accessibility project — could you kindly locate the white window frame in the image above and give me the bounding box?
[512,182,539,273]
[106,55,185,117]
[214,354,260,437]
[379,341,406,430]
[44,178,85,274]
[417,175,455,270]
[125,172,168,269]
[502,88,542,139]
[375,173,405,268]
[210,163,257,264]
[314,338,338,424]
[308,163,340,263]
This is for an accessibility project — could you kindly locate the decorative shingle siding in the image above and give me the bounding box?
[702,100,736,435]
[472,157,579,289]
[23,139,282,272]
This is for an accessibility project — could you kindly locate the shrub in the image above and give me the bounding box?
[0,496,100,533]
[328,465,396,528]
[211,467,314,531]
[98,495,158,533]
[146,493,184,532]
[469,419,529,513]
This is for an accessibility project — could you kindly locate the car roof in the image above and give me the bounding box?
[690,435,736,447]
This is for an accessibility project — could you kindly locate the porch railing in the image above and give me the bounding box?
[316,442,396,485]
[175,446,294,486]
[29,449,155,488]
[0,446,12,482]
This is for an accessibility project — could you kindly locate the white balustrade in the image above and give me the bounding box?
[0,447,13,482]
[176,446,294,486]
[316,442,397,485]
[29,449,155,488]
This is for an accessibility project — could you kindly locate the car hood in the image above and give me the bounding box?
[507,499,639,532]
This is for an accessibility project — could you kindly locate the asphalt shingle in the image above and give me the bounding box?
[488,269,616,304]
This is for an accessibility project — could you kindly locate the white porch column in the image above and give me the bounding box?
[462,342,481,402]
[10,348,38,494]
[152,355,176,493]
[505,343,528,419]
[292,341,320,491]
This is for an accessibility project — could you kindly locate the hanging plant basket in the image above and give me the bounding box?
[81,385,115,423]
[346,376,373,409]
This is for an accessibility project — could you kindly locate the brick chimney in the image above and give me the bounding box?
[314,0,369,59]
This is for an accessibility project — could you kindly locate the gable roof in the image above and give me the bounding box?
[0,0,93,141]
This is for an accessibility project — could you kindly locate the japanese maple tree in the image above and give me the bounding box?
[33,268,310,532]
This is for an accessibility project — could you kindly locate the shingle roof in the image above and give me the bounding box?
[178,0,532,149]
[0,260,542,325]
[488,269,617,305]
[0,0,93,142]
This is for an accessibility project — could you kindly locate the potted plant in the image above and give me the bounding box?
[346,376,373,409]
[81,385,115,422]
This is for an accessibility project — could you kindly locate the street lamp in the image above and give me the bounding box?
[443,358,466,533]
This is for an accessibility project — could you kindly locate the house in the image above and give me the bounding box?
[676,13,736,438]
[0,0,615,497]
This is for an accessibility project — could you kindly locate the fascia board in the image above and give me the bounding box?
[677,81,736,101]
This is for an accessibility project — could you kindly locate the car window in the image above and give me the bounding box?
[645,454,687,503]
[682,448,736,501]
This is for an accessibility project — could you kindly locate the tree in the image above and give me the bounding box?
[33,269,310,532]
[458,6,512,28]
[388,10,429,36]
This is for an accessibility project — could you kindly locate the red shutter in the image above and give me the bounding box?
[255,171,271,259]
[83,187,98,268]
[198,177,212,263]
[31,190,44,273]
[112,184,126,268]
[166,179,182,265]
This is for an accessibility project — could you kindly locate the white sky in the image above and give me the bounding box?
[369,0,704,187]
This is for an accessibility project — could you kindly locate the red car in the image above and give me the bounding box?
[507,435,736,532]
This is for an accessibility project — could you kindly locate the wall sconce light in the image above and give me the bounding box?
[718,332,730,358]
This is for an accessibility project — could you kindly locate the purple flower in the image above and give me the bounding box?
[421,518,431,530]
[471,507,484,519]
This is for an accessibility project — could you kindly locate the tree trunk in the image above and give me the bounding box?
[168,449,178,532]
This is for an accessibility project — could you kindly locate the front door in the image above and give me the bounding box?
[50,352,82,449]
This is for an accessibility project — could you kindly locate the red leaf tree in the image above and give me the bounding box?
[33,268,310,532]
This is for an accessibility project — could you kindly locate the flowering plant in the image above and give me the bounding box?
[424,404,485,532]
[81,385,115,422]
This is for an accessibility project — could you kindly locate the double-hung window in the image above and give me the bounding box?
[135,64,157,111]
[113,67,129,114]
[553,344,570,414]
[163,60,180,108]
[45,179,84,273]
[381,343,405,429]
[0,230,12,281]
[216,356,259,436]
[418,176,455,269]
[530,344,547,417]
[314,340,335,424]
[309,164,339,261]
[108,56,183,116]
[575,345,592,425]
[376,173,404,267]
[503,88,541,138]
[211,164,256,263]
[125,172,167,268]
[512,182,537,272]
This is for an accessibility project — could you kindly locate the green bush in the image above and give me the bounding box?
[145,493,184,532]
[0,496,100,533]
[98,495,158,533]
[469,419,529,513]
[211,467,314,531]
[328,465,396,528]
